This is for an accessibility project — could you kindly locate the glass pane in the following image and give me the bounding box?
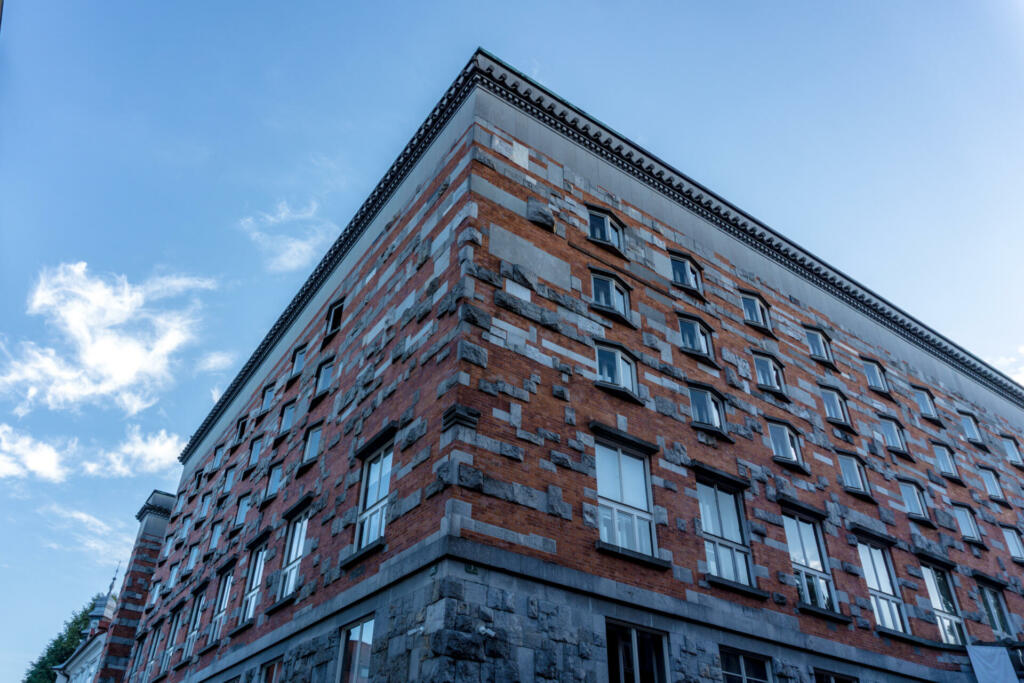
[721,651,742,675]
[589,213,608,241]
[599,505,614,544]
[620,454,647,510]
[379,452,393,498]
[719,545,736,582]
[606,623,634,683]
[858,544,878,591]
[755,357,772,386]
[613,286,627,314]
[742,297,760,322]
[617,510,637,552]
[871,547,893,594]
[800,521,823,570]
[679,320,698,350]
[733,550,749,585]
[609,224,621,248]
[636,630,665,683]
[698,484,720,537]
[716,489,742,543]
[784,516,806,566]
[690,390,711,425]
[597,348,617,384]
[806,331,825,357]
[823,392,841,419]
[596,445,620,501]
[593,277,612,308]
[704,540,718,577]
[635,518,652,556]
[618,356,635,391]
[745,656,768,681]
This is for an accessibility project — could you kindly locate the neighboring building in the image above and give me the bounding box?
[54,592,117,683]
[119,50,1024,682]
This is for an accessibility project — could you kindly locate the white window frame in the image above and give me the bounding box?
[952,505,981,542]
[979,583,1014,639]
[980,468,1005,499]
[740,293,771,329]
[805,328,833,363]
[235,495,250,527]
[677,315,713,358]
[606,620,668,683]
[596,344,637,394]
[279,401,296,433]
[689,387,725,431]
[279,515,308,599]
[186,544,199,571]
[670,254,703,293]
[291,344,307,376]
[753,355,785,393]
[1002,526,1024,560]
[591,273,629,317]
[838,454,869,493]
[357,447,394,549]
[898,481,927,519]
[768,422,801,463]
[242,547,266,622]
[160,610,182,673]
[199,493,211,519]
[862,360,888,392]
[248,436,264,467]
[783,515,836,611]
[212,444,225,468]
[302,424,323,463]
[820,388,849,424]
[223,466,236,494]
[878,418,906,451]
[595,442,655,556]
[921,565,965,645]
[960,413,982,442]
[209,522,223,552]
[182,593,205,659]
[932,443,958,477]
[1002,436,1023,466]
[857,542,908,633]
[167,563,179,589]
[912,387,938,419]
[260,384,274,412]
[209,572,233,642]
[698,481,752,586]
[315,359,334,395]
[327,300,345,334]
[235,416,248,444]
[144,626,163,680]
[588,210,622,249]
[720,648,772,683]
[338,616,375,683]
[266,464,283,498]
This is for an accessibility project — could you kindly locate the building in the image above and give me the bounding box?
[117,49,1024,682]
[53,592,117,683]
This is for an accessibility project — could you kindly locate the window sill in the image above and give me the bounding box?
[259,492,277,509]
[197,639,219,657]
[964,537,988,551]
[826,417,857,435]
[755,384,790,403]
[797,602,852,624]
[671,282,706,302]
[309,389,330,410]
[593,380,644,405]
[594,540,671,570]
[590,303,638,329]
[1011,557,1024,567]
[227,619,253,639]
[921,414,944,427]
[172,657,190,671]
[772,456,810,475]
[340,537,385,569]
[705,574,769,600]
[869,388,897,403]
[678,347,720,369]
[150,673,168,683]
[968,438,989,452]
[690,422,734,444]
[273,429,291,447]
[321,328,340,350]
[295,456,319,478]
[743,321,776,339]
[586,236,627,260]
[265,593,296,616]
[907,514,936,529]
[990,496,1012,509]
[887,447,914,462]
[810,355,840,373]
[875,626,963,650]
[940,472,964,486]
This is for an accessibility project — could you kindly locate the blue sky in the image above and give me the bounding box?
[2,1,1024,677]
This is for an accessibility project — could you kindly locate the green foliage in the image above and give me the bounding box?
[22,594,104,683]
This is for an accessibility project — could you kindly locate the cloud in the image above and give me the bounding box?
[210,386,222,403]
[39,503,134,567]
[239,200,337,272]
[0,424,68,482]
[990,345,1024,385]
[0,262,216,416]
[83,425,185,477]
[196,350,236,373]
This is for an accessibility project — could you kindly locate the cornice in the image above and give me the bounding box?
[180,47,1024,465]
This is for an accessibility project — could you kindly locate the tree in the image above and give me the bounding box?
[22,594,103,683]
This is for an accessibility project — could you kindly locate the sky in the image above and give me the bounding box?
[1,1,1024,678]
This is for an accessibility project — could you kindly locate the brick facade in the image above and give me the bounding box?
[118,50,1024,682]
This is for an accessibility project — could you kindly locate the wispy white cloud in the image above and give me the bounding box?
[210,386,223,403]
[196,350,236,374]
[83,425,184,477]
[239,200,336,272]
[39,503,134,567]
[990,345,1024,385]
[0,424,69,482]
[0,262,216,416]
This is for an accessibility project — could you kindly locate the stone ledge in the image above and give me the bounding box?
[594,540,671,570]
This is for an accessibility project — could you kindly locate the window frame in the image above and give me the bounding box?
[314,358,334,395]
[959,412,983,444]
[979,467,1005,501]
[590,270,632,320]
[819,387,851,427]
[739,291,772,331]
[669,251,704,295]
[279,515,308,599]
[159,610,182,673]
[290,344,307,377]
[212,444,226,468]
[587,209,624,252]
[804,327,834,365]
[338,616,375,683]
[1002,525,1024,560]
[877,416,907,453]
[767,421,802,465]
[952,504,982,542]
[595,343,639,396]
[752,353,787,396]
[978,582,1014,639]
[182,593,205,659]
[235,416,248,444]
[595,441,656,557]
[265,463,283,498]
[676,313,715,362]
[606,619,668,683]
[688,385,727,434]
[782,514,837,612]
[235,494,251,527]
[278,400,296,434]
[912,386,939,421]
[356,445,394,550]
[326,299,345,335]
[302,424,323,464]
[209,521,223,552]
[209,571,233,643]
[1001,435,1023,466]
[920,564,965,646]
[241,546,266,623]
[697,479,753,586]
[857,541,908,633]
[897,480,928,521]
[720,648,773,683]
[837,453,870,496]
[932,442,959,479]
[259,384,275,413]
[248,435,264,467]
[861,359,889,393]
[223,465,236,494]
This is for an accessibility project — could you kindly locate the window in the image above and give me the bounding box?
[960,413,982,442]
[338,616,375,683]
[980,468,1005,499]
[148,581,161,606]
[143,627,162,680]
[224,466,236,493]
[689,387,725,431]
[862,360,888,392]
[596,443,654,556]
[678,315,714,359]
[753,355,785,393]
[670,255,702,293]
[266,464,283,497]
[174,494,186,514]
[185,544,199,571]
[357,447,393,549]
[933,444,958,477]
[1003,526,1024,560]
[857,542,907,632]
[209,522,223,552]
[291,345,307,376]
[805,328,833,363]
[279,401,296,433]
[768,422,801,463]
[183,594,205,658]
[952,505,981,542]
[814,672,857,683]
[721,650,771,683]
[591,273,629,317]
[327,300,345,334]
[1002,436,1023,466]
[912,388,937,419]
[242,547,266,622]
[178,515,192,542]
[315,360,334,394]
[167,564,179,588]
[162,535,173,558]
[199,493,211,519]
[921,565,964,645]
[877,418,905,451]
[302,425,322,463]
[838,454,868,493]
[698,482,751,585]
[160,611,182,672]
[261,659,283,683]
[596,344,637,394]
[212,444,226,468]
[248,436,264,467]
[209,572,233,642]
[235,417,248,443]
[783,515,835,611]
[235,494,250,527]
[898,481,927,519]
[979,584,1013,639]
[820,388,849,424]
[260,385,275,412]
[280,516,308,599]
[606,621,666,683]
[740,293,771,330]
[588,210,622,249]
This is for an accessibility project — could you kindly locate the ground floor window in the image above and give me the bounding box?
[339,616,375,683]
[721,648,771,683]
[815,671,857,683]
[606,620,666,683]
